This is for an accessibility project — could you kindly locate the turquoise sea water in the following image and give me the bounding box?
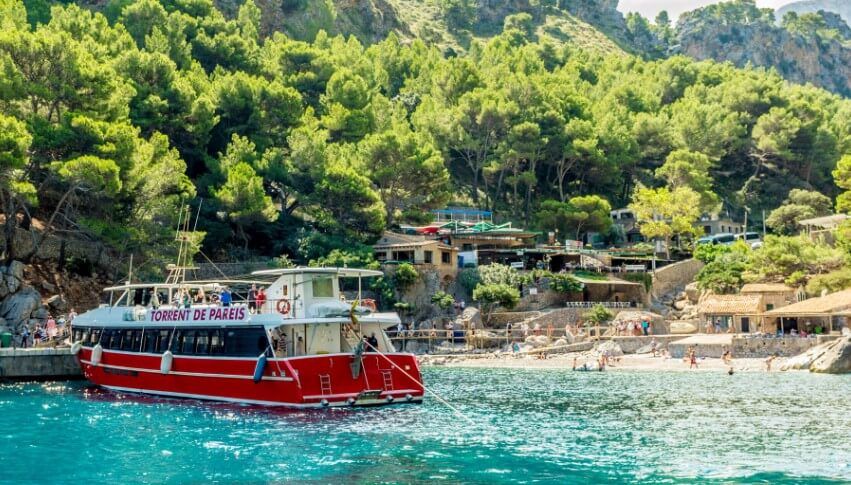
[1,368,849,484]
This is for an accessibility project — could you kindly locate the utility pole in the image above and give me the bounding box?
[762,209,766,237]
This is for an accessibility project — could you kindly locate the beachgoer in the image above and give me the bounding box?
[728,367,734,375]
[641,319,649,336]
[506,322,513,340]
[765,355,776,372]
[572,356,578,370]
[220,287,232,307]
[689,349,698,369]
[534,323,541,336]
[21,326,30,348]
[650,338,658,357]
[715,321,722,334]
[705,320,713,334]
[512,341,520,356]
[547,323,554,340]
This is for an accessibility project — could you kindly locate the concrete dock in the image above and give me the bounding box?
[0,347,82,380]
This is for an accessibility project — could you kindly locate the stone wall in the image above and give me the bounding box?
[652,259,704,300]
[0,348,81,379]
[731,335,841,358]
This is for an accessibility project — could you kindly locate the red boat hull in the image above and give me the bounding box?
[76,347,424,407]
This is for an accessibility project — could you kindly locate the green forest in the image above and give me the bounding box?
[1,0,850,273]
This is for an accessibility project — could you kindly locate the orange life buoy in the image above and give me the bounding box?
[361,299,377,311]
[276,299,291,315]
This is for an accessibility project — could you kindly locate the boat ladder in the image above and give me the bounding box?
[381,370,393,391]
[319,374,332,396]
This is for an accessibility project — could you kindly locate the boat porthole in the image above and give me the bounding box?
[386,396,394,403]
[347,397,356,406]
[320,399,329,407]
[405,394,413,402]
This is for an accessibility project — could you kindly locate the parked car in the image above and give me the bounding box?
[696,233,736,245]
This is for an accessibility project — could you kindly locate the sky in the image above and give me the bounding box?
[617,0,792,21]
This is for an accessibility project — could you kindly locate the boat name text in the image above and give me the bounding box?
[148,307,247,322]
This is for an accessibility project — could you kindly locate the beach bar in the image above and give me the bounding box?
[763,288,851,335]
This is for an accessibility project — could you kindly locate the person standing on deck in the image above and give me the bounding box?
[221,287,232,307]
[255,287,266,313]
[248,284,257,313]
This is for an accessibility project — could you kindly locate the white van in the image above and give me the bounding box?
[736,232,762,249]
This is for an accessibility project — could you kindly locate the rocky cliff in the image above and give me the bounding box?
[0,260,110,343]
[675,6,851,97]
[777,0,851,24]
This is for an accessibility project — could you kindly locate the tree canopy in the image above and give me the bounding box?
[0,0,849,269]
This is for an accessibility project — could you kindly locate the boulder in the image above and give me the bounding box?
[41,281,57,293]
[31,307,48,320]
[5,274,20,294]
[596,340,624,356]
[552,338,568,347]
[673,299,687,311]
[6,260,25,281]
[524,335,549,348]
[684,282,701,304]
[781,341,834,371]
[0,316,7,333]
[46,295,68,313]
[612,310,665,332]
[0,287,41,329]
[810,337,851,374]
[457,306,482,328]
[669,321,698,334]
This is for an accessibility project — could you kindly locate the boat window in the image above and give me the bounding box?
[195,330,210,355]
[73,328,83,342]
[102,329,118,350]
[89,329,101,345]
[155,330,171,353]
[120,329,136,351]
[224,327,267,357]
[312,278,334,298]
[210,330,225,355]
[132,330,143,352]
[142,330,157,353]
[180,330,196,354]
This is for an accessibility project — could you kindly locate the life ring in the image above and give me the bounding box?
[361,299,377,311]
[276,299,291,315]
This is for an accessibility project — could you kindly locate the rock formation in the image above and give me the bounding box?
[809,337,851,374]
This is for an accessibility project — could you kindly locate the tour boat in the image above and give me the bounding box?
[70,266,425,408]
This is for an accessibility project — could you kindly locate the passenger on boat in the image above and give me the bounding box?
[248,284,257,313]
[195,288,206,304]
[256,287,266,313]
[366,333,379,351]
[221,287,232,307]
[181,291,191,309]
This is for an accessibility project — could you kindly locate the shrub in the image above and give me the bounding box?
[583,304,613,325]
[806,268,851,295]
[478,263,521,287]
[393,263,419,291]
[457,267,481,293]
[549,273,583,293]
[473,283,520,321]
[431,291,455,310]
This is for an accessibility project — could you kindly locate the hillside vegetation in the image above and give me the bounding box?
[0,0,850,276]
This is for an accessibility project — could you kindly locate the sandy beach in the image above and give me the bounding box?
[421,352,794,373]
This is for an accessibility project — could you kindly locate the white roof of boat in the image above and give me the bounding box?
[251,267,384,278]
[103,282,224,292]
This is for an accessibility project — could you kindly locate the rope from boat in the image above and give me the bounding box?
[362,339,474,425]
